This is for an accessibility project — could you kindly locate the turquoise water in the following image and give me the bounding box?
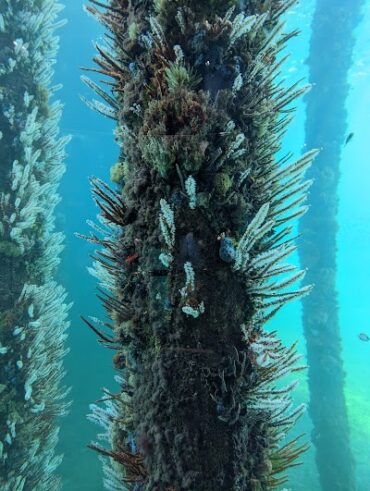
[54,3,117,488]
[339,6,370,488]
[17,0,370,489]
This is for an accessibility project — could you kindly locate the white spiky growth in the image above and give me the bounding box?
[0,1,71,489]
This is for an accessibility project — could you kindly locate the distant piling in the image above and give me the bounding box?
[0,2,70,489]
[299,1,364,490]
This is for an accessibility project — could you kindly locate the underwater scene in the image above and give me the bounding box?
[1,0,370,490]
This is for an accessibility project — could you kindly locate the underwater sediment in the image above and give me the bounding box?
[84,1,318,489]
[299,1,364,490]
[0,1,71,489]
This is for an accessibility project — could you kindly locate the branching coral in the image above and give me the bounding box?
[83,1,318,490]
[0,1,70,489]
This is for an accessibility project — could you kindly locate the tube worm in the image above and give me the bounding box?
[0,1,71,489]
[84,1,318,489]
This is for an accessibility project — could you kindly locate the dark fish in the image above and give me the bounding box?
[358,332,369,342]
[344,132,354,146]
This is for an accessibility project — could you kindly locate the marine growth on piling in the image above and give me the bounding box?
[0,1,71,489]
[83,1,318,490]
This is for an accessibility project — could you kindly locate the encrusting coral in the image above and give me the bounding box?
[82,1,318,489]
[0,1,71,489]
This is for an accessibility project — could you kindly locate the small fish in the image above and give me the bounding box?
[344,132,354,146]
[358,332,369,342]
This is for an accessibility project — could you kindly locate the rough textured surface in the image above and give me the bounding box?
[0,1,70,489]
[84,1,318,490]
[299,1,364,490]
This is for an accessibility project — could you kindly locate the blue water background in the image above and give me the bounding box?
[53,1,370,489]
[56,2,117,488]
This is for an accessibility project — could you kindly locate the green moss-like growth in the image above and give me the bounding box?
[128,22,139,41]
[0,241,23,257]
[214,172,233,195]
[110,161,127,184]
[164,62,201,92]
[138,89,213,176]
